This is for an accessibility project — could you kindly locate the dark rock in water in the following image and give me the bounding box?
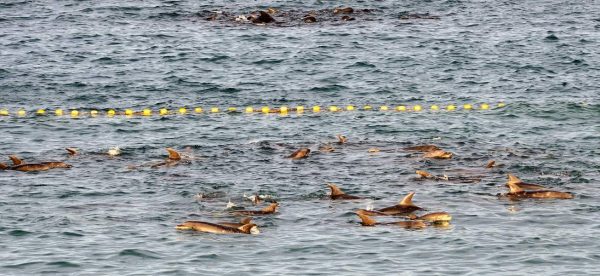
[334,7,354,14]
[399,12,440,20]
[206,14,218,21]
[252,11,275,24]
[304,16,317,23]
[341,16,355,21]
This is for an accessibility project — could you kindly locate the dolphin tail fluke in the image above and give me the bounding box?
[328,183,345,196]
[9,155,23,166]
[399,192,416,206]
[166,148,182,160]
[356,211,377,226]
[507,173,522,184]
[261,202,279,213]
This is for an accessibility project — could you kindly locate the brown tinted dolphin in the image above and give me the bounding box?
[3,155,72,172]
[355,211,427,229]
[319,144,335,153]
[358,192,422,216]
[150,148,187,168]
[415,170,481,183]
[9,155,23,165]
[175,221,259,235]
[423,150,453,159]
[232,202,279,216]
[328,184,362,200]
[403,145,441,152]
[408,212,452,223]
[502,181,574,200]
[336,134,347,144]
[288,148,310,159]
[506,174,546,190]
[216,217,253,229]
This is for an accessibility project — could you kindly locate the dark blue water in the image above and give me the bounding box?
[1,1,600,275]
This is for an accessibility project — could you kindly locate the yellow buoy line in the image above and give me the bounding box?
[0,103,506,118]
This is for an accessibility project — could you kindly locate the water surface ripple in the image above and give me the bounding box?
[1,0,599,275]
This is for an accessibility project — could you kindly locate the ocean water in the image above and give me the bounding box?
[1,0,600,275]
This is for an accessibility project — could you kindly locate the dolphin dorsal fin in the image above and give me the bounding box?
[261,203,278,213]
[399,192,416,206]
[240,217,252,224]
[507,174,522,185]
[66,148,78,155]
[238,223,257,233]
[486,160,496,168]
[507,181,524,193]
[9,155,23,166]
[356,212,377,226]
[328,184,345,196]
[166,148,181,160]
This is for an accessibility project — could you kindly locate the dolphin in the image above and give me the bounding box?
[216,217,253,229]
[333,7,354,14]
[288,148,310,159]
[403,145,441,152]
[415,170,482,183]
[502,181,574,200]
[357,192,422,216]
[319,144,335,153]
[423,150,453,159]
[9,155,23,165]
[336,134,347,144]
[2,155,72,172]
[408,212,452,223]
[355,211,427,229]
[506,174,547,190]
[328,183,362,200]
[175,221,259,235]
[150,148,188,168]
[232,202,279,216]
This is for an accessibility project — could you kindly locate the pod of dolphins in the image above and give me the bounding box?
[0,135,574,235]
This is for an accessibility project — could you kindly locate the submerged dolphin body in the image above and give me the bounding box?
[1,155,72,172]
[403,145,441,152]
[216,217,253,229]
[408,212,452,223]
[501,178,573,200]
[150,148,189,168]
[176,221,259,235]
[288,148,310,159]
[328,184,362,200]
[415,170,482,183]
[232,202,279,216]
[358,192,422,216]
[506,174,547,190]
[355,211,427,229]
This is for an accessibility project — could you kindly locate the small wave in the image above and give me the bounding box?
[46,261,80,268]
[118,249,161,259]
[9,229,32,236]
